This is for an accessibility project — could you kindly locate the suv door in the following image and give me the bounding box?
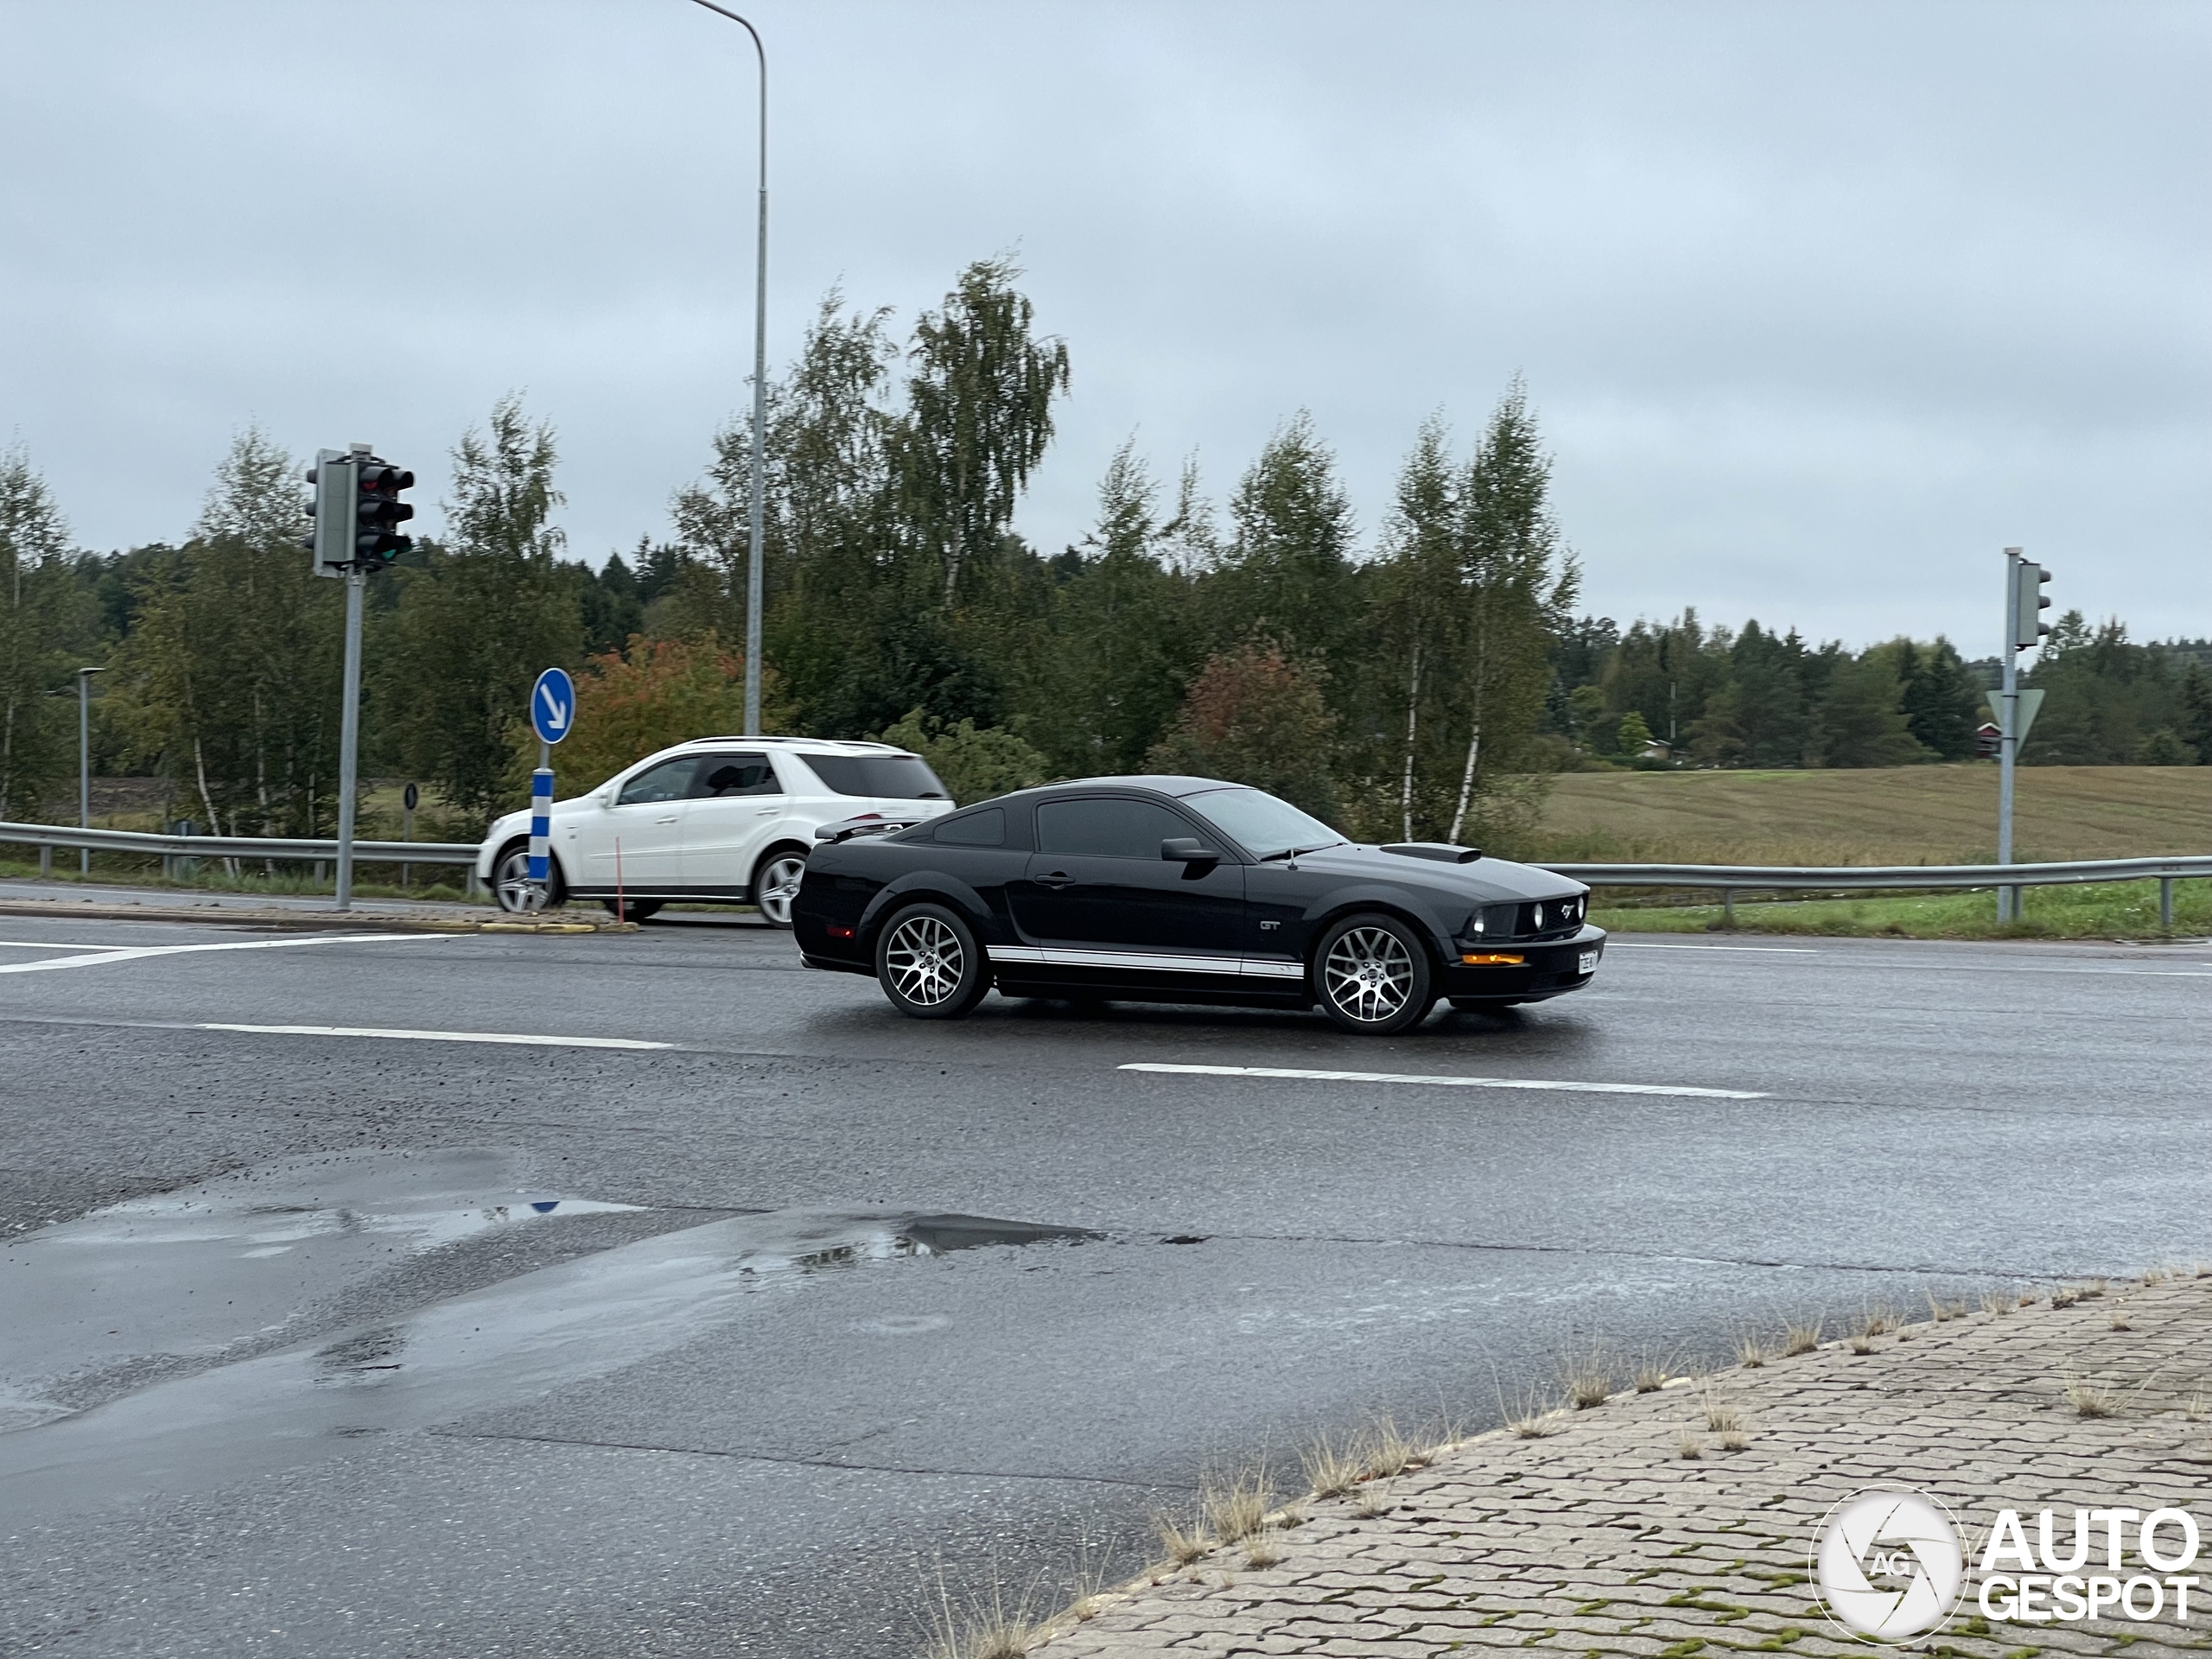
[675,751,785,896]
[1010,797,1246,978]
[595,755,701,888]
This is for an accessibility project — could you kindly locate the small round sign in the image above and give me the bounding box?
[402,782,419,812]
[530,667,575,746]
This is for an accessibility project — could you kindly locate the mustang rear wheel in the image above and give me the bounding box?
[1315,912,1435,1034]
[874,903,990,1020]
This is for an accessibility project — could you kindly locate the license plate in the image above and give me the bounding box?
[1578,950,1599,974]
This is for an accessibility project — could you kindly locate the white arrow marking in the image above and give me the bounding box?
[537,682,570,732]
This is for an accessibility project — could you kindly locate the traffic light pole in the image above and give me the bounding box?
[333,567,366,912]
[1997,555,2019,924]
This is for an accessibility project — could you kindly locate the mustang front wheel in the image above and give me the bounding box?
[874,903,990,1020]
[1315,912,1435,1034]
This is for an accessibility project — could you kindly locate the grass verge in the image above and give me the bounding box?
[1593,877,2209,941]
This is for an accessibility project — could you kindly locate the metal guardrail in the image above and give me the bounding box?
[1540,854,2211,929]
[0,820,478,866]
[1542,855,2212,890]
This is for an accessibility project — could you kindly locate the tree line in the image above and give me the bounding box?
[3,256,2205,855]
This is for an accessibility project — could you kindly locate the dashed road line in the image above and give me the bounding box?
[197,1023,675,1050]
[0,933,453,974]
[1119,1062,1768,1099]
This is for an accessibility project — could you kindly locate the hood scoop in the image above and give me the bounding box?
[1379,842,1484,864]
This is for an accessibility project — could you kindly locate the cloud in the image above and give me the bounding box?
[3,0,2207,652]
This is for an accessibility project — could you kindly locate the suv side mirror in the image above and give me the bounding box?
[1160,837,1220,866]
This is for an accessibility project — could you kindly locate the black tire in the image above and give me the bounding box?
[752,844,810,930]
[492,840,566,913]
[601,898,663,923]
[1313,911,1437,1034]
[874,902,991,1020]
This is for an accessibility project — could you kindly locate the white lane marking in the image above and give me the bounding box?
[1605,943,1820,954]
[197,1023,675,1050]
[0,933,453,975]
[1119,1062,1768,1100]
[0,941,128,950]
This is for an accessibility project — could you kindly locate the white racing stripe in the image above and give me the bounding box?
[1119,1062,1767,1100]
[0,932,454,975]
[198,1023,675,1050]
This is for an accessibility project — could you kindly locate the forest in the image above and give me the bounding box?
[3,257,2209,855]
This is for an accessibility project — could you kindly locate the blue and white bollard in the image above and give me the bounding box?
[528,766,554,911]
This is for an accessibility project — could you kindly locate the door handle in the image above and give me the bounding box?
[756,805,777,816]
[1033,871,1076,889]
[656,815,679,824]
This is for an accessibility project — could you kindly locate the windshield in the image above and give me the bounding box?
[801,753,950,800]
[1184,787,1344,860]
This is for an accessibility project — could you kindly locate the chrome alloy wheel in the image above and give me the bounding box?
[1323,925,1415,1024]
[754,853,808,927]
[882,914,966,1007]
[493,847,538,913]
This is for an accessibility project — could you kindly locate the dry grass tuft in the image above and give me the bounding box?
[2065,1376,2119,1419]
[1510,1408,1563,1440]
[1675,1433,1703,1459]
[2110,1312,2133,1332]
[2084,1278,2109,1298]
[1242,1529,1287,1569]
[925,1580,1044,1659]
[1734,1332,1770,1370]
[1783,1318,1822,1356]
[1152,1510,1211,1566]
[1560,1346,1617,1410]
[1200,1467,1274,1545]
[1300,1433,1363,1499]
[2183,1394,2209,1423]
[1352,1484,1395,1518]
[1359,1418,1421,1479]
[1701,1388,1742,1436]
[2050,1287,2081,1309]
[1718,1427,1751,1451]
[1633,1353,1673,1392]
[1981,1288,2018,1316]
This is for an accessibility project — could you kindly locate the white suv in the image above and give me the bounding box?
[475,737,955,925]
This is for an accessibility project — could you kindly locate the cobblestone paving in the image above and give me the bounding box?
[1040,1275,2212,1658]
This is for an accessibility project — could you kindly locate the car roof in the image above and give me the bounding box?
[983,775,1239,804]
[670,736,906,754]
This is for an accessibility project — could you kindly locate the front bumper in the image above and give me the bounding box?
[1438,925,1605,1001]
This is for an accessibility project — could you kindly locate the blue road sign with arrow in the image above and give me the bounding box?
[531,667,575,746]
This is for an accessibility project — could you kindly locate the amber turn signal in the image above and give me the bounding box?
[1460,952,1525,965]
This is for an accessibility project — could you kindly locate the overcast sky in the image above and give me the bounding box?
[4,1,2207,656]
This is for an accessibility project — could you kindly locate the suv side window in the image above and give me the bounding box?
[1035,798,1193,859]
[616,757,700,806]
[690,753,781,798]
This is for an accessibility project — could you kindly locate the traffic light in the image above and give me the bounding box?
[2008,551,2052,650]
[353,461,415,568]
[303,447,413,575]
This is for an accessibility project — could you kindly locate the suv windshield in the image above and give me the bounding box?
[1184,787,1344,860]
[802,753,950,800]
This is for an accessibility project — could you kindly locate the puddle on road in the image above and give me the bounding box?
[0,1148,641,1430]
[0,1153,1089,1518]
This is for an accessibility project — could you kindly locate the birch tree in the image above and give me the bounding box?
[0,449,75,819]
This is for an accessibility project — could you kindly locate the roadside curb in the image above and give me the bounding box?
[0,899,638,934]
[1035,1271,2211,1656]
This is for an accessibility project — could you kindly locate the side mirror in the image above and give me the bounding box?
[1160,837,1220,865]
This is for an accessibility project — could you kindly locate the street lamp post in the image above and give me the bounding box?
[684,0,769,737]
[77,665,105,875]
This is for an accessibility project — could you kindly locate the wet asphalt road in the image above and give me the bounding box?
[3,907,2209,1656]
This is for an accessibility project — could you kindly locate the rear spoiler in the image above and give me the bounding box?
[815,812,928,844]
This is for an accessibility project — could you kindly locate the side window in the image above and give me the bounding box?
[1035,798,1193,859]
[690,753,781,798]
[615,757,699,806]
[935,807,1006,847]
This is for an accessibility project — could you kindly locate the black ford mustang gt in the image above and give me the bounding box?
[792,776,1604,1034]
